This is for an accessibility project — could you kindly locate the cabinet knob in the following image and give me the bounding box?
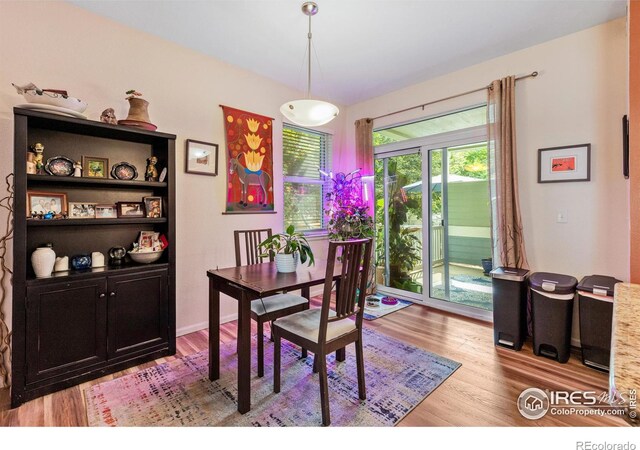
[109,292,116,297]
[99,293,106,299]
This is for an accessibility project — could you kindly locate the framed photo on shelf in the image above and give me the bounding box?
[82,156,109,179]
[138,231,159,250]
[27,191,68,216]
[143,196,162,218]
[116,202,145,218]
[68,202,97,219]
[185,139,218,176]
[95,204,117,219]
[538,144,591,183]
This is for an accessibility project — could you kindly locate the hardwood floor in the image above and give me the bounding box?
[0,298,629,426]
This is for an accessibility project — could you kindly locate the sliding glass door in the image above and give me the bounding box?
[374,149,423,295]
[428,142,493,311]
[374,114,493,319]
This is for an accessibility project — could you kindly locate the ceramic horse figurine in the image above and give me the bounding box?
[229,155,272,207]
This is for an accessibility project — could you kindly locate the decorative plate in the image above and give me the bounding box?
[44,156,75,176]
[15,103,88,119]
[111,162,138,180]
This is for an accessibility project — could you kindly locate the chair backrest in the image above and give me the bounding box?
[318,238,373,342]
[233,229,273,267]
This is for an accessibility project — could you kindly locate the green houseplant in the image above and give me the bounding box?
[259,224,314,273]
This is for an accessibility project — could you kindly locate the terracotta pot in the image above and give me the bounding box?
[125,98,151,123]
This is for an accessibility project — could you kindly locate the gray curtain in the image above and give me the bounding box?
[487,76,529,269]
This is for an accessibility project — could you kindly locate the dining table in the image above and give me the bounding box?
[207,259,344,414]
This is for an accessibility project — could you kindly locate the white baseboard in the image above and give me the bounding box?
[176,288,324,338]
[176,312,236,337]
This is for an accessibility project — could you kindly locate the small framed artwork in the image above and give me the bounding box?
[95,204,117,218]
[538,144,591,183]
[116,202,145,218]
[186,139,218,176]
[27,191,68,216]
[143,196,163,218]
[82,156,109,179]
[68,202,97,219]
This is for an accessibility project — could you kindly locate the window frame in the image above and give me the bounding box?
[282,123,332,236]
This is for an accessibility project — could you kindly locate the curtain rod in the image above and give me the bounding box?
[370,71,538,122]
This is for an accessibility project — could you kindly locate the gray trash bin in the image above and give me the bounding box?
[491,267,529,350]
[529,272,578,363]
[577,275,621,372]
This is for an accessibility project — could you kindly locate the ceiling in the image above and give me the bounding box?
[69,0,626,106]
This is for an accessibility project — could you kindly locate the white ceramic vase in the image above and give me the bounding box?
[32,245,56,278]
[275,253,298,273]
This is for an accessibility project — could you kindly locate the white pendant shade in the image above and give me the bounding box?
[280,99,339,127]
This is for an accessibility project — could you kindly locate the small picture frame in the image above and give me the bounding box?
[116,202,145,218]
[538,144,591,183]
[95,204,117,219]
[186,139,218,176]
[82,156,109,179]
[27,191,68,216]
[68,202,97,219]
[143,196,163,218]
[138,231,159,249]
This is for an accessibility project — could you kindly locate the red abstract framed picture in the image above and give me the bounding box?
[538,144,591,183]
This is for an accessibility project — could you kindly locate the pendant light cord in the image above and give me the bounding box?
[307,12,312,99]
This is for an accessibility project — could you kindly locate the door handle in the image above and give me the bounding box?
[99,293,106,299]
[109,292,116,297]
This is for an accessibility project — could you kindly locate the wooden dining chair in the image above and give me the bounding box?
[272,238,373,426]
[234,229,309,377]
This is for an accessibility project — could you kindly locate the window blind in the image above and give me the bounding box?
[283,124,332,232]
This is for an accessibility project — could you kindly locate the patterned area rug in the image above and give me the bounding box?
[363,295,413,320]
[85,328,460,427]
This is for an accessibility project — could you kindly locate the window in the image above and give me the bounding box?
[283,124,332,233]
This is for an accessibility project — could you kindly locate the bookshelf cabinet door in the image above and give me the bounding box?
[107,269,169,359]
[25,278,108,384]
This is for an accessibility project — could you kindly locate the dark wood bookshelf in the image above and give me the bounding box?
[27,217,168,227]
[27,174,168,188]
[12,107,176,407]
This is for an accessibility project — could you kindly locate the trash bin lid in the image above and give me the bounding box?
[577,275,621,297]
[490,267,529,282]
[529,272,577,295]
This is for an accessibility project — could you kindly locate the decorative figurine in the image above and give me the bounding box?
[73,161,82,177]
[71,254,92,270]
[54,256,69,272]
[145,156,159,181]
[26,152,37,174]
[31,143,44,175]
[100,108,117,125]
[109,246,126,266]
[91,252,105,268]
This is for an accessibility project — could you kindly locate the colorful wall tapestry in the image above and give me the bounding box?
[222,106,274,213]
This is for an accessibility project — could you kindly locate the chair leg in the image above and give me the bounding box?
[318,353,330,426]
[312,354,319,373]
[356,336,366,400]
[273,331,281,394]
[269,320,274,342]
[302,347,308,359]
[257,321,264,378]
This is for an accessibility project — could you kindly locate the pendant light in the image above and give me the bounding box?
[280,2,339,127]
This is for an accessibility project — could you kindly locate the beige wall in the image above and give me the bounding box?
[345,18,629,342]
[0,1,343,338]
[346,18,629,281]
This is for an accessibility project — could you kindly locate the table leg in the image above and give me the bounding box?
[209,277,220,381]
[334,279,346,362]
[237,290,252,414]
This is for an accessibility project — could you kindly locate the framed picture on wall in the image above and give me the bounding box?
[185,139,218,176]
[538,144,591,183]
